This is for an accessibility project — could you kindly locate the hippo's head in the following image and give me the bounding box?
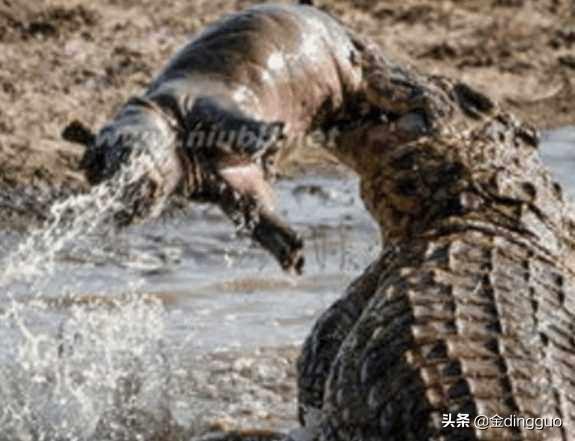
[85,99,181,184]
[64,98,184,224]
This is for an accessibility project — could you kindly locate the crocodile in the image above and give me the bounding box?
[63,3,575,439]
[295,41,575,441]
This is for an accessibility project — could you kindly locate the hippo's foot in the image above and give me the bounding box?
[215,182,305,275]
[251,208,305,275]
[181,151,305,274]
[217,182,305,275]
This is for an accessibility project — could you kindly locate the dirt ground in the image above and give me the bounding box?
[0,0,574,222]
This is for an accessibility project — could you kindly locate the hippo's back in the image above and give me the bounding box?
[147,4,362,130]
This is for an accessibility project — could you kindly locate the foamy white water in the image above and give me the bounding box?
[0,152,169,287]
[0,166,376,440]
[0,293,174,441]
[0,148,186,440]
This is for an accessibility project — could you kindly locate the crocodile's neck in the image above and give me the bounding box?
[358,112,575,264]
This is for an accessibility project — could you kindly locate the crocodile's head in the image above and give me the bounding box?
[329,76,555,245]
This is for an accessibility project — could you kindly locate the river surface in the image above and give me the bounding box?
[0,128,574,440]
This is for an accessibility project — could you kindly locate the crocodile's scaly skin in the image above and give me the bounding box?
[156,6,575,440]
[297,55,575,439]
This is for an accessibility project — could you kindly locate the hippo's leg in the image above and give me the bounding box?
[182,152,304,274]
[217,184,305,275]
[180,96,305,272]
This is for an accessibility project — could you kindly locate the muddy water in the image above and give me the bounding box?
[0,128,573,440]
[0,164,379,439]
[2,171,379,348]
[541,127,575,193]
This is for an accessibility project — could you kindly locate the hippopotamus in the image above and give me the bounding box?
[64,1,438,273]
[65,0,422,274]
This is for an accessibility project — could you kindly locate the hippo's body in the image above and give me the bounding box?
[84,4,364,188]
[145,4,362,143]
[76,4,371,273]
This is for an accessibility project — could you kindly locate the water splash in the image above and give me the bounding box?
[0,293,180,441]
[0,147,186,441]
[0,152,170,288]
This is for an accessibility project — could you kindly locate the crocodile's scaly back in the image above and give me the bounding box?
[319,231,575,440]
[296,35,575,439]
